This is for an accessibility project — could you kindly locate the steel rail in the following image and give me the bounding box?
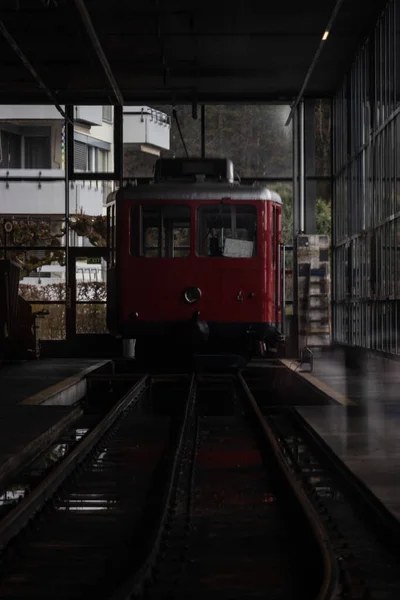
[0,374,149,551]
[291,407,400,549]
[111,373,197,600]
[237,372,340,600]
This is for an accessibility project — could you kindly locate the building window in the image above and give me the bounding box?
[24,136,51,169]
[197,204,257,257]
[102,106,112,123]
[96,148,107,172]
[74,140,87,171]
[0,130,21,168]
[74,140,109,173]
[133,204,191,258]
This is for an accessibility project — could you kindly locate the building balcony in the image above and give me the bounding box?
[0,171,106,216]
[123,106,170,154]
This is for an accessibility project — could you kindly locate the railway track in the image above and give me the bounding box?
[113,373,337,600]
[267,408,400,600]
[0,370,339,600]
[5,366,400,599]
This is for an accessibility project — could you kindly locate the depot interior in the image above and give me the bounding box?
[0,0,397,361]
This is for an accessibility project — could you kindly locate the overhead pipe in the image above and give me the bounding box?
[73,0,124,106]
[285,0,345,126]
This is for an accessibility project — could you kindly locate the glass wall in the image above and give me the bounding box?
[123,104,292,180]
[1,102,296,345]
[0,105,115,343]
[123,104,296,323]
[333,0,400,353]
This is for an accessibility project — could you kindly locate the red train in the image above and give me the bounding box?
[106,158,283,361]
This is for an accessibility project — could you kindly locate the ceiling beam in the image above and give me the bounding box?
[0,19,72,124]
[73,0,124,106]
[285,0,345,126]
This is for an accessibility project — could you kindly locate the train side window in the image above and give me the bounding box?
[197,204,257,257]
[140,204,191,258]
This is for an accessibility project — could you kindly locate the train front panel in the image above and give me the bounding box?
[113,194,282,349]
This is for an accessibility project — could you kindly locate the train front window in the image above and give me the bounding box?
[197,204,257,257]
[140,205,191,258]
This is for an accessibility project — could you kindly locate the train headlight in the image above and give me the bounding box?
[183,286,202,304]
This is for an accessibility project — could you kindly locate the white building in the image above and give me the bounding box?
[0,104,170,220]
[0,104,170,287]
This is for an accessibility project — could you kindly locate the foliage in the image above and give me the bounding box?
[20,283,66,301]
[68,214,107,247]
[315,100,332,176]
[20,281,107,340]
[76,304,107,335]
[1,249,66,278]
[30,303,66,341]
[316,197,331,235]
[0,213,107,274]
[0,217,63,247]
[29,303,107,340]
[124,105,292,179]
[19,281,106,302]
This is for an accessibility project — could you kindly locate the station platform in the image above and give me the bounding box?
[0,404,82,487]
[0,358,105,406]
[283,347,400,522]
[0,358,107,488]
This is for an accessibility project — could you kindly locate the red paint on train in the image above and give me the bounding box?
[106,158,283,357]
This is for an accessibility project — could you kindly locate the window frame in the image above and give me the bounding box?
[196,202,258,258]
[131,203,192,258]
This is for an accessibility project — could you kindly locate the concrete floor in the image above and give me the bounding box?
[297,347,400,521]
[0,358,100,406]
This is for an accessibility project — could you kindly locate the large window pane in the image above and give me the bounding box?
[305,99,332,177]
[72,106,113,174]
[205,105,292,178]
[76,304,107,334]
[31,303,66,340]
[0,109,63,172]
[197,204,256,258]
[75,257,106,301]
[68,180,111,248]
[123,105,197,178]
[315,181,332,237]
[0,249,66,301]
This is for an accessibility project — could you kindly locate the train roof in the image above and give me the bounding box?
[109,159,282,204]
[112,182,282,204]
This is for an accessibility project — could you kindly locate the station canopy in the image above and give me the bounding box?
[0,0,388,105]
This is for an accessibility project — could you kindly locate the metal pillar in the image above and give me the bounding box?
[304,100,317,234]
[299,101,305,234]
[292,105,299,239]
[293,101,305,237]
[65,106,74,341]
[293,99,317,235]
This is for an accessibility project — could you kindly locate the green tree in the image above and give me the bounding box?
[316,198,331,235]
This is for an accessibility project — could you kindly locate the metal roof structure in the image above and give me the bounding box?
[0,0,388,105]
